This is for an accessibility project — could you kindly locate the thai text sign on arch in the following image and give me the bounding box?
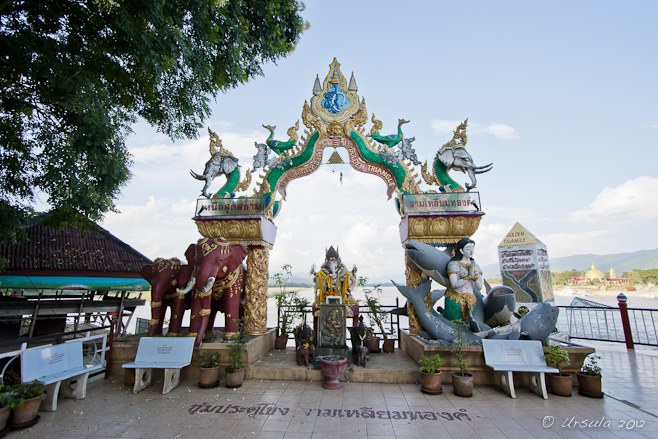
[195,197,268,217]
[403,192,481,214]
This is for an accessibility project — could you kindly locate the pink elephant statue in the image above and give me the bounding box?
[176,237,248,346]
[140,244,195,337]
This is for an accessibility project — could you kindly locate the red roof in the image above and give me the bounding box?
[0,215,151,276]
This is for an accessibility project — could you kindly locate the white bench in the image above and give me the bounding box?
[21,340,103,411]
[482,339,558,399]
[122,337,194,395]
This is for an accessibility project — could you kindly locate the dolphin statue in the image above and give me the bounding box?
[404,241,452,286]
[482,286,517,327]
[405,241,493,330]
[392,280,483,345]
[476,302,559,341]
[394,280,559,343]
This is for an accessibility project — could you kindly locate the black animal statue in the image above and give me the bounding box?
[350,316,372,367]
[294,323,315,366]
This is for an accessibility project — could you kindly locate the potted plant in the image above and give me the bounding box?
[360,278,394,353]
[225,318,247,388]
[544,344,572,396]
[7,380,45,426]
[197,350,220,389]
[0,385,15,432]
[450,320,473,397]
[418,353,443,394]
[577,354,603,397]
[272,264,295,349]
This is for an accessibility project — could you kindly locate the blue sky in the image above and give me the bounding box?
[102,1,658,280]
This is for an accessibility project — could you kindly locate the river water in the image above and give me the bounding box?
[126,286,658,347]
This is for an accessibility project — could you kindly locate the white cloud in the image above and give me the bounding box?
[472,123,518,140]
[430,120,518,140]
[430,120,462,135]
[101,196,202,261]
[567,176,658,224]
[472,222,514,266]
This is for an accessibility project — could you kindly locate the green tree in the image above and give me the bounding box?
[0,0,307,245]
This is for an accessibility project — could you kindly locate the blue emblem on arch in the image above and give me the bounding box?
[321,83,350,114]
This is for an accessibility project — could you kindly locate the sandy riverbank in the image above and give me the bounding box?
[553,284,658,299]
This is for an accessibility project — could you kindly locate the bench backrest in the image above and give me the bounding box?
[482,339,547,367]
[22,341,84,382]
[135,337,194,364]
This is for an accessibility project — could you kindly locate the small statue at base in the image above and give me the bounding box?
[310,246,358,309]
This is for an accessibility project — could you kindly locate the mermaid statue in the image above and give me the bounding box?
[444,238,484,322]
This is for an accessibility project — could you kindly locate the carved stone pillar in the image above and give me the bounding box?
[405,255,423,336]
[244,245,269,336]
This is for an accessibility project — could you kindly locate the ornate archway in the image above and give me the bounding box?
[192,59,488,336]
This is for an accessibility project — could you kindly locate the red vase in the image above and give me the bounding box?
[319,355,348,389]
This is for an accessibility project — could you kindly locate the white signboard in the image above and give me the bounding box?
[402,192,481,214]
[195,197,268,217]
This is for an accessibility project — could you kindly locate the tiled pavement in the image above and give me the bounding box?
[15,346,658,439]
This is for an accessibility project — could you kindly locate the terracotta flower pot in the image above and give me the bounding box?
[0,406,10,431]
[274,335,289,350]
[225,367,245,388]
[548,373,572,397]
[577,373,603,397]
[198,366,220,388]
[370,337,381,353]
[10,394,42,425]
[420,371,442,394]
[451,373,474,397]
[382,338,395,353]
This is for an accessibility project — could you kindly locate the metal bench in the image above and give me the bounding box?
[122,337,194,395]
[482,339,558,399]
[21,340,103,411]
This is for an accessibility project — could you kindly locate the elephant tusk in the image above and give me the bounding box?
[202,277,216,294]
[176,277,195,296]
[474,163,493,173]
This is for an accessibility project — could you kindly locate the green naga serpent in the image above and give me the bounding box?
[421,119,492,192]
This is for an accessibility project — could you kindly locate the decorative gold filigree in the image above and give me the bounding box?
[369,113,383,136]
[327,121,343,137]
[200,237,230,256]
[213,267,241,291]
[234,169,252,193]
[196,220,269,246]
[208,127,231,155]
[150,301,162,308]
[420,161,438,186]
[440,119,468,150]
[199,309,211,317]
[344,98,368,134]
[287,120,300,143]
[153,257,181,273]
[404,215,483,244]
[244,246,269,336]
[302,101,327,140]
[405,255,422,336]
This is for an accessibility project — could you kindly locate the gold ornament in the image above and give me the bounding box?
[404,215,483,244]
[244,246,269,335]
